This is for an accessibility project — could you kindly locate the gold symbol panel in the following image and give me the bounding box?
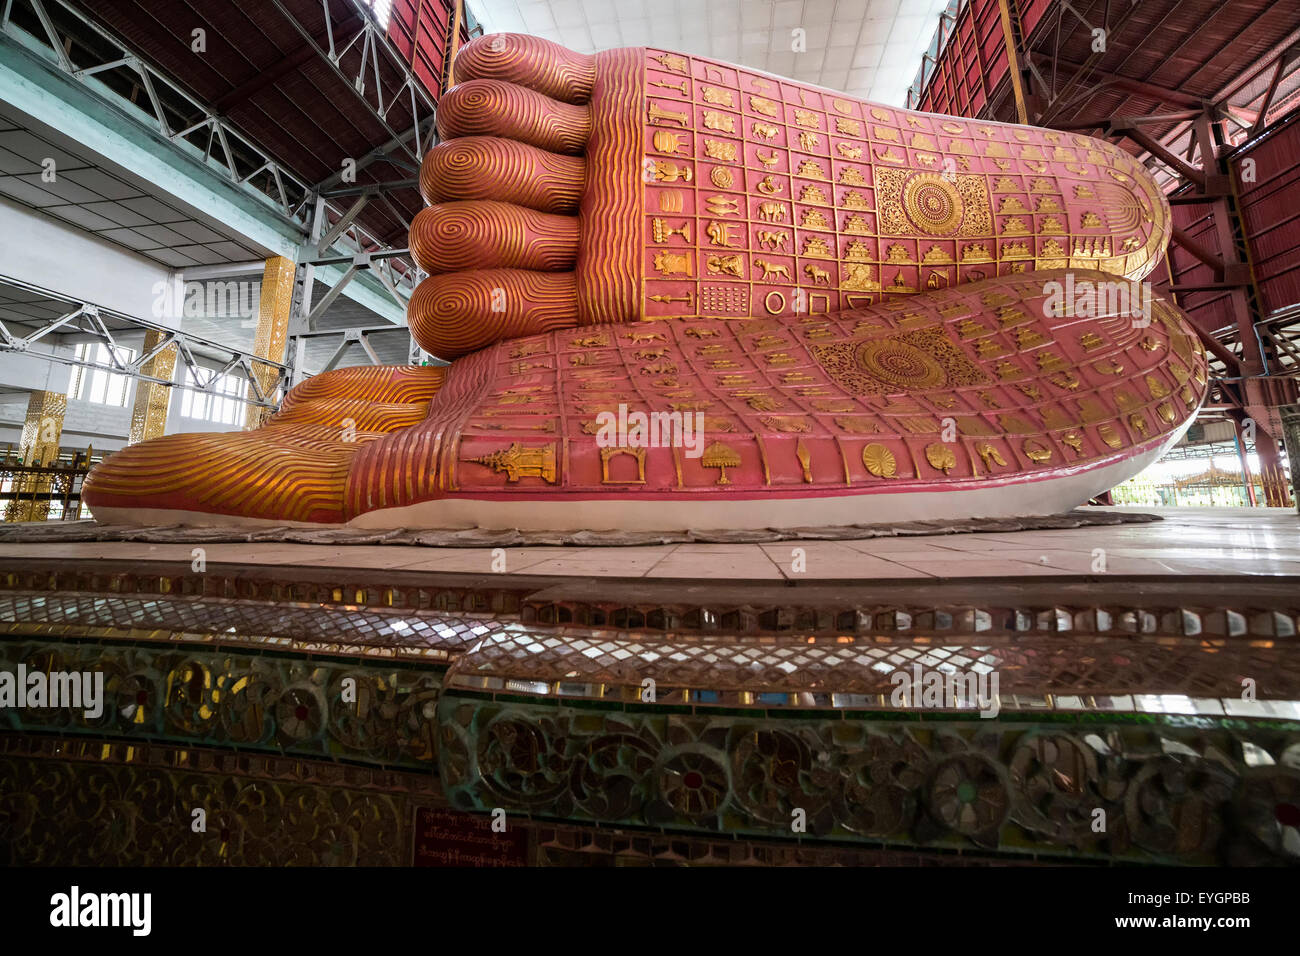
[809,325,989,396]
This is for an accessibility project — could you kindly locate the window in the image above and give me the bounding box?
[69,343,135,407]
[367,0,393,30]
[179,368,247,427]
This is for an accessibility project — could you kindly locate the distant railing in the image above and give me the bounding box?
[0,446,100,522]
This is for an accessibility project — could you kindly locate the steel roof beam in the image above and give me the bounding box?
[1249,48,1295,137]
[1212,24,1300,106]
[321,178,419,198]
[1110,120,1208,188]
[315,194,369,253]
[1,0,419,315]
[1171,225,1227,275]
[0,0,307,250]
[209,4,363,118]
[1031,55,1205,109]
[0,300,290,408]
[268,0,435,169]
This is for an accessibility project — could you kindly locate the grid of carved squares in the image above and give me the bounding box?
[455,279,1201,492]
[640,49,1143,322]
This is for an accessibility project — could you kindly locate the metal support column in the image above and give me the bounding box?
[1282,405,1300,514]
[286,194,326,388]
[1193,110,1292,507]
[1231,417,1258,507]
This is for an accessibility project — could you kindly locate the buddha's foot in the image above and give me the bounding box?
[409,33,1171,359]
[83,271,1207,531]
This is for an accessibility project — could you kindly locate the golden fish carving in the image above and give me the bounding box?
[760,415,812,433]
[1022,439,1053,463]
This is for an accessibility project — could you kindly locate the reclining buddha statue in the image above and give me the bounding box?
[82,34,1206,532]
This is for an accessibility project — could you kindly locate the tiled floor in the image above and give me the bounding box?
[0,507,1296,580]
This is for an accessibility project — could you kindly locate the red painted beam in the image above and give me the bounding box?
[1170,225,1226,274]
[1112,122,1208,187]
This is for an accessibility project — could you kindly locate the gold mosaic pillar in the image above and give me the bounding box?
[245,256,295,429]
[129,329,178,444]
[6,390,66,522]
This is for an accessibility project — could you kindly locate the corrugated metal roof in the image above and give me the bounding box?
[63,0,432,251]
[1006,0,1300,169]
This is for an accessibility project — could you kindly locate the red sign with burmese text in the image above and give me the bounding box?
[412,807,528,866]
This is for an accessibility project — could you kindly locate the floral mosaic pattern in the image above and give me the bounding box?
[438,698,1300,865]
[0,738,414,866]
[0,639,442,769]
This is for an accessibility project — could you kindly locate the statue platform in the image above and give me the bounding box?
[1,506,1297,865]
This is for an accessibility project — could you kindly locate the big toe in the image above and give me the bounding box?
[81,430,356,524]
[82,366,445,524]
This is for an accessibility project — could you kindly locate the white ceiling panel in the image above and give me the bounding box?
[466,0,949,106]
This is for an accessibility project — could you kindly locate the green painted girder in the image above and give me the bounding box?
[0,25,407,325]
